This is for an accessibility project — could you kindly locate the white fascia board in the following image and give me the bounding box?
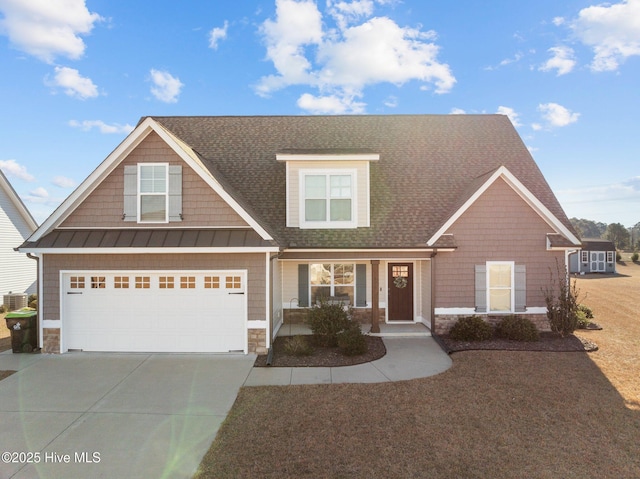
[0,170,38,231]
[427,166,581,247]
[29,118,159,242]
[276,153,379,161]
[152,122,274,241]
[18,246,280,255]
[30,118,273,242]
[283,248,436,253]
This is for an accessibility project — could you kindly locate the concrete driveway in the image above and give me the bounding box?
[0,351,256,479]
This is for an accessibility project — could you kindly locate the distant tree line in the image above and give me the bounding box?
[570,218,640,251]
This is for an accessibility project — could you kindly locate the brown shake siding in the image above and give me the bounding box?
[42,253,266,321]
[61,132,249,228]
[435,178,565,308]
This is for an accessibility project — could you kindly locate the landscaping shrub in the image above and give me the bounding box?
[28,294,37,310]
[495,315,539,342]
[632,252,639,262]
[337,323,368,356]
[576,309,590,329]
[0,304,5,314]
[616,252,622,262]
[306,300,351,347]
[543,259,580,337]
[578,304,594,319]
[449,316,493,341]
[283,336,313,356]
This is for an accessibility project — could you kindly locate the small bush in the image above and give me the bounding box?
[495,315,539,342]
[337,323,368,356]
[0,304,6,314]
[449,316,493,341]
[578,304,594,319]
[616,252,622,262]
[632,252,639,262]
[544,259,580,337]
[283,336,313,356]
[306,300,351,347]
[576,309,590,329]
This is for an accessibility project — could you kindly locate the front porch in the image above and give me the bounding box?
[276,321,431,338]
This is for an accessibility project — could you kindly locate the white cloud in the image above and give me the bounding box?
[69,119,134,134]
[257,0,455,113]
[553,17,566,27]
[540,46,576,75]
[52,176,77,188]
[570,0,640,72]
[209,20,229,49]
[537,102,580,128]
[297,92,365,114]
[149,69,184,103]
[48,66,99,99]
[29,187,49,199]
[0,0,102,63]
[449,108,466,114]
[383,95,398,108]
[496,106,522,127]
[0,159,35,181]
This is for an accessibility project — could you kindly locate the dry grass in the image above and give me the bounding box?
[574,262,640,410]
[195,264,640,479]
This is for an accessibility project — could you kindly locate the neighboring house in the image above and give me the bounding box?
[569,239,617,274]
[1,169,38,298]
[19,115,581,354]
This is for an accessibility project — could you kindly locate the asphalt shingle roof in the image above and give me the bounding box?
[147,114,575,249]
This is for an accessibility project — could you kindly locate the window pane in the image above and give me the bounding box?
[489,264,512,288]
[330,175,351,198]
[334,264,354,285]
[334,286,354,304]
[310,264,332,285]
[140,165,166,193]
[311,286,331,304]
[330,199,351,221]
[490,290,511,312]
[140,195,166,221]
[305,175,326,198]
[305,199,326,221]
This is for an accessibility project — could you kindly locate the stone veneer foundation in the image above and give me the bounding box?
[434,314,551,335]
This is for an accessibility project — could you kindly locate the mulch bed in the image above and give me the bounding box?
[435,331,598,354]
[255,330,598,368]
[254,335,386,367]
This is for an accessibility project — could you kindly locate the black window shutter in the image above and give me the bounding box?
[355,264,366,307]
[298,264,309,307]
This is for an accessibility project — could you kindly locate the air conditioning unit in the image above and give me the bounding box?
[3,293,27,311]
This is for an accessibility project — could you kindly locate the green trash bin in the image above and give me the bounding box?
[5,308,38,353]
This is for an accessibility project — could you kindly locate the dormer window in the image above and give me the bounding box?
[277,150,378,230]
[301,170,356,228]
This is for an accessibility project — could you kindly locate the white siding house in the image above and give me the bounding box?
[0,170,38,297]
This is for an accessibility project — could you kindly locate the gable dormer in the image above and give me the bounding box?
[276,150,379,229]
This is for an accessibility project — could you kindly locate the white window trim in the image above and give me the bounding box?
[486,261,515,313]
[138,163,169,224]
[309,263,356,304]
[299,169,357,229]
[581,251,589,264]
[606,251,615,263]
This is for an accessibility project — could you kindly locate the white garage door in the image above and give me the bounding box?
[62,271,247,353]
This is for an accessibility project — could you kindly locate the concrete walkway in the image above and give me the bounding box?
[0,336,451,478]
[244,337,452,386]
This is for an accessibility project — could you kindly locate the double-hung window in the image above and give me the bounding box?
[138,164,168,223]
[487,262,514,312]
[301,171,356,228]
[309,263,355,304]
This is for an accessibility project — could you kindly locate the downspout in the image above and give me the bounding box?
[430,251,437,332]
[266,252,280,366]
[25,252,41,349]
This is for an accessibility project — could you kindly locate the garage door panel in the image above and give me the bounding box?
[63,271,247,353]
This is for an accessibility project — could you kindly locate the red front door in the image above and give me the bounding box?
[388,263,413,321]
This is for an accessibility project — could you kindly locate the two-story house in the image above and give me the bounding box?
[19,115,580,354]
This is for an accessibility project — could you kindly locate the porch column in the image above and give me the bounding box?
[370,260,380,333]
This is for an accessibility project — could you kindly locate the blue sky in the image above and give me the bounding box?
[0,0,638,227]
